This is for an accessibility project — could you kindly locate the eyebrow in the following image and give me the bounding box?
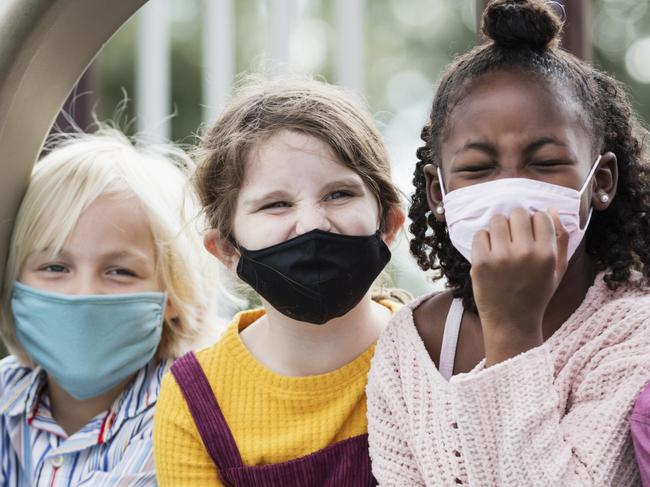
[455,136,567,158]
[523,136,567,156]
[320,177,366,194]
[98,250,152,263]
[455,141,498,158]
[31,249,151,264]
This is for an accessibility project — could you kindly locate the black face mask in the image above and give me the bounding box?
[236,229,391,325]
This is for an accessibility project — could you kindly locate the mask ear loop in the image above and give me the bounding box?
[578,154,603,196]
[577,154,603,231]
[436,165,448,198]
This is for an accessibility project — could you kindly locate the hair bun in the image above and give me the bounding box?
[481,0,562,50]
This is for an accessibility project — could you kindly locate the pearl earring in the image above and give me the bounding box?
[436,205,445,215]
[599,193,610,203]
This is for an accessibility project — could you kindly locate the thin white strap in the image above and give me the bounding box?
[439,298,463,381]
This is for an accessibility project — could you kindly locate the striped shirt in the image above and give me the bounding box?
[0,355,169,486]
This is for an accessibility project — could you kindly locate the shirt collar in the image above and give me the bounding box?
[0,361,47,419]
[0,358,170,441]
[101,359,171,443]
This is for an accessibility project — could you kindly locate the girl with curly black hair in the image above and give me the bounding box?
[366,0,650,485]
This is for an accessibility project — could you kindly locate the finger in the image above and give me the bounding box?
[548,208,569,274]
[472,229,491,263]
[509,208,534,247]
[531,211,555,247]
[487,214,511,256]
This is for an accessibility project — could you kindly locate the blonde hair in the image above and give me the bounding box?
[1,128,235,364]
[194,77,403,242]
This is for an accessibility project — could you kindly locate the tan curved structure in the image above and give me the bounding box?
[0,0,146,285]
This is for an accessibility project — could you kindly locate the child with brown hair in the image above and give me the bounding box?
[153,78,406,486]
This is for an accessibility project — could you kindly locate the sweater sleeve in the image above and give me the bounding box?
[450,334,650,486]
[153,372,223,487]
[366,332,426,487]
[631,380,650,487]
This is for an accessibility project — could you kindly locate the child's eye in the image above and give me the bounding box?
[455,165,495,179]
[39,264,68,273]
[456,163,494,174]
[325,190,353,201]
[107,268,137,277]
[259,201,291,211]
[532,160,566,167]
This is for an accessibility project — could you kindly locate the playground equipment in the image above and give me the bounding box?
[0,0,146,288]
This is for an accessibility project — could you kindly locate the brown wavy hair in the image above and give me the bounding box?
[195,76,410,303]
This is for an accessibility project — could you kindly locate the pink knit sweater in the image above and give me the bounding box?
[367,272,650,486]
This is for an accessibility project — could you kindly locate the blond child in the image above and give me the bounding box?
[0,129,225,485]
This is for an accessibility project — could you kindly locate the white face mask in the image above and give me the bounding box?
[437,155,602,263]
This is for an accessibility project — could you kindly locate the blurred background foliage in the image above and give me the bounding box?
[96,0,650,144]
[1,0,649,358]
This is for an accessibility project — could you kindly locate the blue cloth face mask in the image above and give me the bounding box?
[11,282,166,400]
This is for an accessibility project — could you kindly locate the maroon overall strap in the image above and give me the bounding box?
[171,352,244,472]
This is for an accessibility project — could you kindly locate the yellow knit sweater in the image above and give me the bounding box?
[153,303,397,486]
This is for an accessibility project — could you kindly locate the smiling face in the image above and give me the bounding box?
[18,193,161,296]
[229,130,382,252]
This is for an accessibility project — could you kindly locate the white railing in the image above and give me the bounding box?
[135,0,365,137]
[136,0,171,140]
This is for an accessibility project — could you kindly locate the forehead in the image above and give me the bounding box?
[443,70,590,147]
[33,193,156,261]
[73,194,154,248]
[241,130,362,189]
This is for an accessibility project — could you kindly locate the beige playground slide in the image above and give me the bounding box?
[0,0,146,288]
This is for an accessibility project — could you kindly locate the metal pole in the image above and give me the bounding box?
[334,0,366,94]
[559,0,591,61]
[268,0,293,68]
[203,0,234,124]
[136,0,171,141]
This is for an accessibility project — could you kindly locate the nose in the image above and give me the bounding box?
[67,273,104,296]
[294,206,332,236]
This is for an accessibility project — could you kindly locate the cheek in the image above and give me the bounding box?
[330,198,381,235]
[231,212,293,250]
[16,272,48,290]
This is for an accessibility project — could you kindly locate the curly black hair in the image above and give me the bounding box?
[410,0,650,311]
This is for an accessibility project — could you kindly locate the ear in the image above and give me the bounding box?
[381,206,406,246]
[204,229,240,273]
[591,152,618,212]
[423,164,445,222]
[164,299,179,323]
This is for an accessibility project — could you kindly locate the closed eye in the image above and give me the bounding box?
[530,160,572,169]
[259,201,291,211]
[454,164,495,178]
[455,161,496,173]
[533,160,568,165]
